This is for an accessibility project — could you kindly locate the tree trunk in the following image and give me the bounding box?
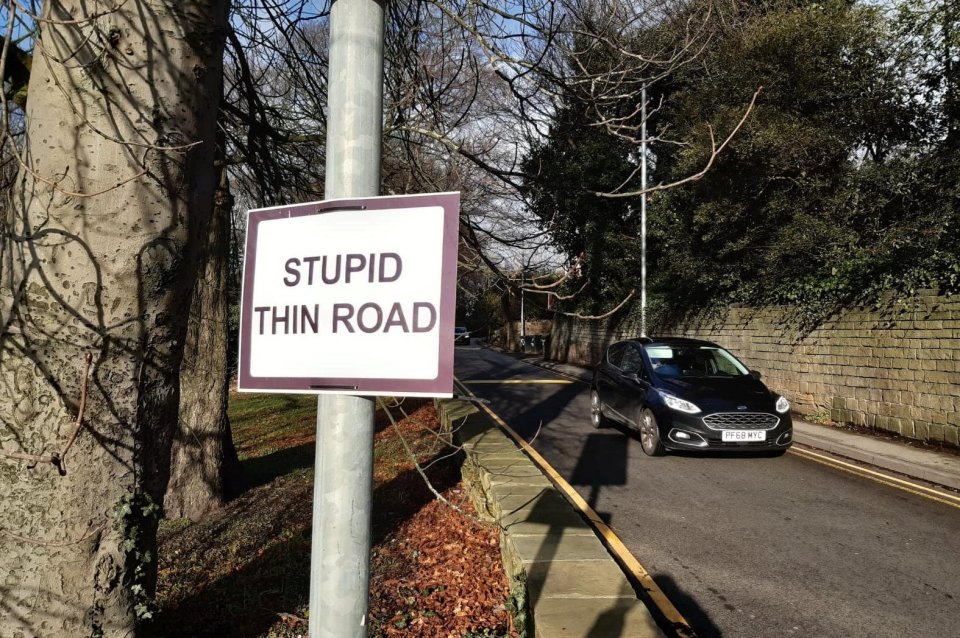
[0,2,228,636]
[500,290,518,352]
[164,167,241,522]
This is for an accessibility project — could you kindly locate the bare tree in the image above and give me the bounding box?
[164,0,754,517]
[162,0,334,521]
[0,1,228,634]
[401,0,757,314]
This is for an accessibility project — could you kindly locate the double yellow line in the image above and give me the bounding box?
[492,357,960,511]
[788,446,960,510]
[454,377,696,637]
[457,363,960,636]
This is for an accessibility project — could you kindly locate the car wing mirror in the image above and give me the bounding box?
[749,370,762,380]
[624,371,646,384]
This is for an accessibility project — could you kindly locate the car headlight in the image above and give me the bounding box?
[657,390,701,414]
[775,396,790,413]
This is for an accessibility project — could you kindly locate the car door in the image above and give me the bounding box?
[595,342,627,419]
[612,344,651,425]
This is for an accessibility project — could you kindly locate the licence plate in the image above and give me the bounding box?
[721,430,766,442]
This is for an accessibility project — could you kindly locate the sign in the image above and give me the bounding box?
[237,192,460,396]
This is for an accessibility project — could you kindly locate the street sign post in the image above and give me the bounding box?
[237,192,460,397]
[237,1,459,634]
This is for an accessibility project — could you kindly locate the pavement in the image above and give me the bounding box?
[512,352,960,492]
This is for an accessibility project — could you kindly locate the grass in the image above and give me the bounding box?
[154,393,515,638]
[804,409,833,426]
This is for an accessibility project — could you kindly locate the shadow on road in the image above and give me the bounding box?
[570,432,629,526]
[507,381,585,440]
[654,573,724,637]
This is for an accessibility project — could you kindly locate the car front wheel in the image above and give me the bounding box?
[590,390,608,429]
[639,408,665,456]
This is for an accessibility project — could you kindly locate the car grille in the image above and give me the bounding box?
[702,412,780,430]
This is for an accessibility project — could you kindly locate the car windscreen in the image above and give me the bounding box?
[644,345,749,378]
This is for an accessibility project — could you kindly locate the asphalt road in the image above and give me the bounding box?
[455,346,960,638]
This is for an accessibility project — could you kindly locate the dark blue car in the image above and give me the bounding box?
[590,337,793,456]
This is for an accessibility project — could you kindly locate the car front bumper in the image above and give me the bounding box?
[657,409,793,452]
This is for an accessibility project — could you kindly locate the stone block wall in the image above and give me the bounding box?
[548,293,960,447]
[490,320,552,352]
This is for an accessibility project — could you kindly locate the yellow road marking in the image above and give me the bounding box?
[512,357,960,511]
[516,359,590,384]
[461,379,574,385]
[454,377,695,637]
[789,447,960,510]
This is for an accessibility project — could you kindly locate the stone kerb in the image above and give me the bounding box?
[437,399,664,638]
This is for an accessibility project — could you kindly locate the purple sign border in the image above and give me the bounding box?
[237,192,460,397]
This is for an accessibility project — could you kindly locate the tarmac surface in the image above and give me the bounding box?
[521,352,960,491]
[455,346,960,638]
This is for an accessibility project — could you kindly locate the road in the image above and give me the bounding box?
[455,346,960,638]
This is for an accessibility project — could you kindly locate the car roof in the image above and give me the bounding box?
[615,336,721,349]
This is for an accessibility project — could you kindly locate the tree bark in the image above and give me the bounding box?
[500,290,518,352]
[164,167,241,522]
[0,2,228,636]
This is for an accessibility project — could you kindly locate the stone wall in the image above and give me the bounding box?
[490,320,552,352]
[548,293,960,447]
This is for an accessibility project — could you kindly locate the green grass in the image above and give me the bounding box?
[230,393,317,460]
[156,392,318,637]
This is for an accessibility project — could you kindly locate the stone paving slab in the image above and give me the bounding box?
[490,483,562,500]
[511,533,614,562]
[478,458,547,472]
[470,449,529,461]
[441,398,665,637]
[461,435,520,450]
[525,559,640,601]
[495,490,572,516]
[484,471,555,489]
[499,507,594,534]
[534,598,663,638]
[460,430,517,448]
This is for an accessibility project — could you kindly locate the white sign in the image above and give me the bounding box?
[237,192,460,396]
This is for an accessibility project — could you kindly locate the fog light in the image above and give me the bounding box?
[777,431,793,445]
[668,429,708,447]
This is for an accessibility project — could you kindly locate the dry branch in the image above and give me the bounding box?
[558,288,636,320]
[594,87,764,198]
[0,352,92,475]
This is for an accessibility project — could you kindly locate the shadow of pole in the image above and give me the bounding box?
[509,431,629,632]
[585,582,640,638]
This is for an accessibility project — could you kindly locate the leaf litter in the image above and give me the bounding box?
[155,396,517,637]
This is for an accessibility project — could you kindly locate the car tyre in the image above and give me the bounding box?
[590,390,608,429]
[639,408,665,456]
